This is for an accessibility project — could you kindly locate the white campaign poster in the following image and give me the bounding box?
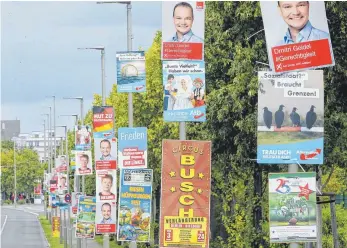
[75,151,93,175]
[96,170,117,202]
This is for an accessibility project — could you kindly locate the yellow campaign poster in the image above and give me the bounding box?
[52,217,60,238]
[160,140,211,248]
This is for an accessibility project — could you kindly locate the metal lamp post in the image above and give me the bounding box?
[96,2,132,248]
[77,46,106,105]
[62,97,84,248]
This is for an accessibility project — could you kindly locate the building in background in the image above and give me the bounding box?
[1,120,20,141]
[12,130,63,163]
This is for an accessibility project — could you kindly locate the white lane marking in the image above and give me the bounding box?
[0,215,8,235]
[2,207,39,216]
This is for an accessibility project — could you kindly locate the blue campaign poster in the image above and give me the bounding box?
[117,169,153,242]
[118,127,147,169]
[257,71,324,164]
[116,51,146,93]
[163,60,206,122]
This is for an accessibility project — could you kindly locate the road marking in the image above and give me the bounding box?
[2,207,39,216]
[0,215,8,235]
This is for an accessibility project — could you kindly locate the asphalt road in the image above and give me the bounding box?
[1,207,49,248]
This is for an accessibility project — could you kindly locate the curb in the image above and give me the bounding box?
[37,216,51,248]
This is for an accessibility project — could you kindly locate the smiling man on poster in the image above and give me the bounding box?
[260,1,334,72]
[169,2,203,43]
[276,1,329,45]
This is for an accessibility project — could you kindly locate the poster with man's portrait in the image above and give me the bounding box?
[96,170,117,202]
[260,1,335,72]
[95,201,117,234]
[94,137,117,170]
[162,1,205,60]
[55,155,68,173]
[57,173,68,192]
[75,151,93,175]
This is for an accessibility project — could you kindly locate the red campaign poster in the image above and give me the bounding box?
[271,39,333,72]
[160,140,211,248]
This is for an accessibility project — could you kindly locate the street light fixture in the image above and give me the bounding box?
[77,46,106,105]
[59,114,79,126]
[96,1,133,128]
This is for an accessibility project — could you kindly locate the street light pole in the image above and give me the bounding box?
[57,125,69,194]
[47,96,57,163]
[62,97,84,192]
[77,46,106,105]
[96,2,132,248]
[13,140,17,208]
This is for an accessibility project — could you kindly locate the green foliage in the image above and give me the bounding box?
[17,199,26,204]
[1,145,45,195]
[322,205,347,247]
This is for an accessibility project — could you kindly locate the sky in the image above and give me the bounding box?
[1,1,161,137]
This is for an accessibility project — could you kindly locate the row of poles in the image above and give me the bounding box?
[41,2,133,248]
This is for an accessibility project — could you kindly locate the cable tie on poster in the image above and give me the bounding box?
[295,161,306,172]
[246,29,265,40]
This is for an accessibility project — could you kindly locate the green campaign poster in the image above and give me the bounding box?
[269,172,317,243]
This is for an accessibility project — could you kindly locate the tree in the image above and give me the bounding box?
[1,143,45,197]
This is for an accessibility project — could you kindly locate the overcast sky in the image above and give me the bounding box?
[1,1,161,136]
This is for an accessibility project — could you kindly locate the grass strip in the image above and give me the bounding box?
[38,216,64,248]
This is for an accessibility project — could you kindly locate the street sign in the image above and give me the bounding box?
[65,193,71,203]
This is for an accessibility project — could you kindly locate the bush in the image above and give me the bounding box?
[18,199,26,205]
[4,200,12,205]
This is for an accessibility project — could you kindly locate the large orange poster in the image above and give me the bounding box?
[160,140,211,248]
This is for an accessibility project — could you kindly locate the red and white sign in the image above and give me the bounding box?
[271,39,333,72]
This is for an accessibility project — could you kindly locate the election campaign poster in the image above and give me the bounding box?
[70,151,76,170]
[52,217,60,238]
[116,51,146,93]
[96,170,117,202]
[71,192,84,218]
[57,173,68,192]
[94,137,117,170]
[92,106,114,138]
[269,172,317,243]
[257,71,324,164]
[163,61,206,122]
[75,151,93,175]
[117,169,153,242]
[96,201,117,234]
[55,155,68,173]
[260,1,334,72]
[76,196,96,239]
[34,183,42,195]
[162,1,205,60]
[75,125,92,150]
[50,174,58,193]
[118,127,147,169]
[160,140,211,248]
